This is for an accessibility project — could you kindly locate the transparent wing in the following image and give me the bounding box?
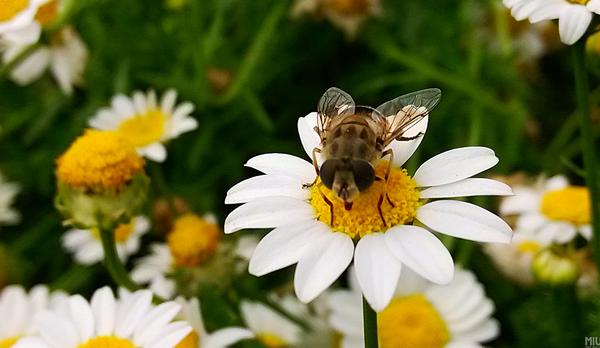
[316,87,355,138]
[376,88,441,146]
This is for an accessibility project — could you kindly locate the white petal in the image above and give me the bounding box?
[161,89,178,115]
[224,197,314,234]
[499,187,539,215]
[34,311,80,348]
[389,115,428,167]
[9,47,50,85]
[420,178,513,199]
[133,302,181,346]
[580,225,592,240]
[249,221,327,276]
[169,117,198,137]
[114,290,153,338]
[294,232,354,302]
[225,174,308,204]
[245,154,315,182]
[203,328,254,348]
[354,233,401,311]
[297,112,322,161]
[529,0,566,22]
[385,225,454,284]
[146,321,192,348]
[417,200,512,243]
[589,0,600,13]
[90,287,116,336]
[558,5,592,45]
[13,337,49,348]
[139,143,167,162]
[413,147,499,187]
[68,295,94,343]
[111,95,136,118]
[544,175,569,190]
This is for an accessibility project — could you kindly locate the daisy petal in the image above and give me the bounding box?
[34,310,80,348]
[417,200,512,243]
[558,5,592,45]
[245,154,315,182]
[388,116,428,167]
[224,197,314,234]
[204,327,255,348]
[68,295,94,343]
[140,143,167,162]
[225,174,308,204]
[90,286,116,336]
[413,147,499,187]
[385,225,454,284]
[294,232,354,303]
[354,233,402,311]
[589,0,600,13]
[297,112,322,160]
[146,321,191,348]
[419,178,513,199]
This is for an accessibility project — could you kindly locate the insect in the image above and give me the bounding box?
[308,87,442,226]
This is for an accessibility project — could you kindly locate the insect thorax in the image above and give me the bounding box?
[323,115,381,163]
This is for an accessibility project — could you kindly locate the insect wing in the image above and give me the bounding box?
[316,87,356,137]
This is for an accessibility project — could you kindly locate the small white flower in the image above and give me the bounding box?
[89,89,198,162]
[503,0,600,45]
[131,243,177,299]
[62,215,150,265]
[0,0,46,35]
[0,172,20,227]
[0,285,67,345]
[14,287,192,348]
[241,300,303,347]
[500,174,591,243]
[175,297,253,348]
[328,267,500,348]
[225,110,513,311]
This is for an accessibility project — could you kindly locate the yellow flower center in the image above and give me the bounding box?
[567,0,589,4]
[34,0,58,26]
[540,186,590,225]
[0,337,19,348]
[56,130,145,190]
[517,240,541,254]
[167,213,220,267]
[257,333,287,348]
[309,162,420,239]
[0,0,28,22]
[327,0,370,15]
[175,330,200,348]
[78,336,135,348]
[116,109,167,148]
[378,294,450,348]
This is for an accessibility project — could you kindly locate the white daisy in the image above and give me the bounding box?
[225,104,513,311]
[0,172,20,227]
[62,215,150,265]
[0,0,46,35]
[503,0,600,45]
[175,297,253,348]
[88,89,198,162]
[0,285,67,347]
[328,267,499,348]
[0,0,60,45]
[240,300,303,347]
[14,287,192,348]
[500,174,591,243]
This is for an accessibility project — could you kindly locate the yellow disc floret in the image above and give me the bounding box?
[310,161,420,239]
[540,186,590,225]
[56,130,144,190]
[35,0,58,27]
[78,336,135,348]
[0,337,19,348]
[378,294,450,348]
[517,240,541,254]
[167,214,220,267]
[257,333,287,348]
[0,0,28,22]
[175,331,200,348]
[116,109,166,147]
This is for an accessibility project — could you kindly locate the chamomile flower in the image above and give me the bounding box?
[0,285,67,348]
[503,0,600,45]
[0,0,45,35]
[89,89,198,162]
[0,172,20,227]
[240,300,303,347]
[328,267,499,348]
[62,216,150,265]
[1,0,59,45]
[500,175,591,243]
[225,111,513,311]
[175,297,253,348]
[13,287,192,348]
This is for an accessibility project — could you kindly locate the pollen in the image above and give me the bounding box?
[34,0,58,27]
[309,161,420,239]
[167,213,221,267]
[540,186,590,225]
[175,331,199,348]
[0,337,19,348]
[378,294,450,348]
[116,109,166,148]
[78,336,135,348]
[56,130,145,190]
[256,333,287,348]
[0,0,28,22]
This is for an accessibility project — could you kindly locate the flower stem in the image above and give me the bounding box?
[573,40,600,273]
[363,296,379,348]
[99,227,140,291]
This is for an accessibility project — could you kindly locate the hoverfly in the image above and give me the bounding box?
[308,87,441,226]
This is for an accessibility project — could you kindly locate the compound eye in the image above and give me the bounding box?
[319,159,338,189]
[351,160,375,192]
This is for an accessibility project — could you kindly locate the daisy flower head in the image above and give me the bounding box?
[175,297,253,348]
[503,0,600,45]
[0,0,46,35]
[89,89,198,162]
[225,87,513,311]
[328,267,500,348]
[0,285,67,347]
[500,174,591,244]
[62,215,150,265]
[14,287,192,348]
[240,299,303,347]
[0,172,20,227]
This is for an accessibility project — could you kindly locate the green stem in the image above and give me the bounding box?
[573,40,600,275]
[363,296,379,348]
[99,227,140,291]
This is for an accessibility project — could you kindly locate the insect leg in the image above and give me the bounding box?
[377,193,387,227]
[396,132,424,142]
[380,149,395,207]
[303,147,322,188]
[317,185,335,226]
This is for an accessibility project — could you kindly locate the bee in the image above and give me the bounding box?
[308,87,441,226]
